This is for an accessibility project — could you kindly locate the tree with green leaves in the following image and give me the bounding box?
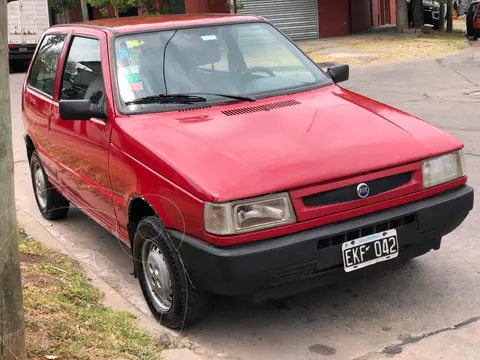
[136,0,172,15]
[87,0,138,17]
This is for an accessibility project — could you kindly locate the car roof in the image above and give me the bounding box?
[51,14,264,34]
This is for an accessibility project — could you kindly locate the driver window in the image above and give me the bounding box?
[236,24,316,84]
[61,37,105,105]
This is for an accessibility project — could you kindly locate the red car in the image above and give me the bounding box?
[22,14,473,329]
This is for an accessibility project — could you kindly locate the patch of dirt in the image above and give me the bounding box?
[299,29,468,66]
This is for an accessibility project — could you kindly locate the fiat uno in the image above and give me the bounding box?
[22,14,474,328]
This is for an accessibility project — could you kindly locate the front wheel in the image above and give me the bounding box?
[30,151,70,220]
[133,216,208,329]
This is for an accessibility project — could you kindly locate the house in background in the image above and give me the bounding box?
[65,0,397,40]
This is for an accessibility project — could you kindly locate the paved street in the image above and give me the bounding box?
[9,47,480,360]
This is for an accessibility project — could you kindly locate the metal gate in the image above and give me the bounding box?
[237,0,319,40]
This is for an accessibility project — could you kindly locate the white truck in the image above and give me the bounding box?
[7,0,51,67]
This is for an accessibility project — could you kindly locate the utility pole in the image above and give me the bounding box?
[0,1,27,359]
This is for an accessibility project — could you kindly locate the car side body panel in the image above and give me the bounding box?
[49,27,118,228]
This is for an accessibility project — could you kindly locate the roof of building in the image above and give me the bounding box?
[53,14,263,33]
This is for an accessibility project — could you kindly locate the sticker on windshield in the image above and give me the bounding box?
[119,65,140,76]
[126,40,145,48]
[201,35,217,41]
[126,74,141,83]
[130,81,143,92]
[116,48,130,60]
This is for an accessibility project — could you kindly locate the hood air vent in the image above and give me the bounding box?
[178,106,211,112]
[222,99,300,116]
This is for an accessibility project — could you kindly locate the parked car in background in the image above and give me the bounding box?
[22,14,474,329]
[466,0,480,38]
[407,0,446,29]
[7,0,51,70]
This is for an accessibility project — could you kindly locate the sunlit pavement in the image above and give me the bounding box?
[10,47,480,360]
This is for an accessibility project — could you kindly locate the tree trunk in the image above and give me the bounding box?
[0,1,27,360]
[396,0,409,32]
[80,0,90,21]
[447,0,453,32]
[411,0,423,28]
[228,0,235,14]
[439,0,446,31]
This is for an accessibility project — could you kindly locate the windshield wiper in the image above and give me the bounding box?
[124,93,256,106]
[124,94,208,106]
[189,93,256,102]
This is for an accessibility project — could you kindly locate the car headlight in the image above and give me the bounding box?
[204,193,296,235]
[422,150,466,189]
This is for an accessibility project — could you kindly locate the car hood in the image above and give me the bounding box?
[113,85,462,202]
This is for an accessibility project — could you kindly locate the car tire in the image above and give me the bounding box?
[433,21,439,30]
[30,151,70,220]
[133,216,208,329]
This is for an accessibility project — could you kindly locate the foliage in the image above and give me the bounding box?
[136,0,172,15]
[50,0,78,13]
[87,0,138,17]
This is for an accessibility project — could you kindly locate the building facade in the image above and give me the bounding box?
[66,0,397,39]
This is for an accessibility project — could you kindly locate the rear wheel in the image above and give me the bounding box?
[30,151,70,220]
[133,216,208,329]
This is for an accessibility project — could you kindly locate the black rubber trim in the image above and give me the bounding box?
[169,185,473,298]
[303,172,412,207]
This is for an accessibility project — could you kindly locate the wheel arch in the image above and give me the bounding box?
[24,134,36,163]
[127,196,164,248]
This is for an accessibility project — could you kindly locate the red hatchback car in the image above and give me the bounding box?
[22,14,473,329]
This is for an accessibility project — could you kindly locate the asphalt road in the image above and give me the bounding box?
[9,47,480,360]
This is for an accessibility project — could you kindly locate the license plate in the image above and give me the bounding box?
[19,47,28,52]
[342,229,398,272]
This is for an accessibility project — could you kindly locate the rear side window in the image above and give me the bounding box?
[28,34,67,97]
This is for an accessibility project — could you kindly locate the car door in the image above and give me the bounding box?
[49,29,117,229]
[23,33,67,181]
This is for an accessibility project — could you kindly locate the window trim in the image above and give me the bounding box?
[109,20,333,116]
[58,34,105,104]
[27,32,68,99]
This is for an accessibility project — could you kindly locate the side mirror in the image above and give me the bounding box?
[59,99,107,121]
[327,64,349,84]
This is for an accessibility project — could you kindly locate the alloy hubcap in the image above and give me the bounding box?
[142,242,173,312]
[34,165,47,209]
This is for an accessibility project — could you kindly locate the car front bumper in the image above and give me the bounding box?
[169,185,473,301]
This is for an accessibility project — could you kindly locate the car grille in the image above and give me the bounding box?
[266,213,418,288]
[303,172,412,207]
[317,213,417,250]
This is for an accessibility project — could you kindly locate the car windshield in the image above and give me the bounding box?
[114,22,332,110]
